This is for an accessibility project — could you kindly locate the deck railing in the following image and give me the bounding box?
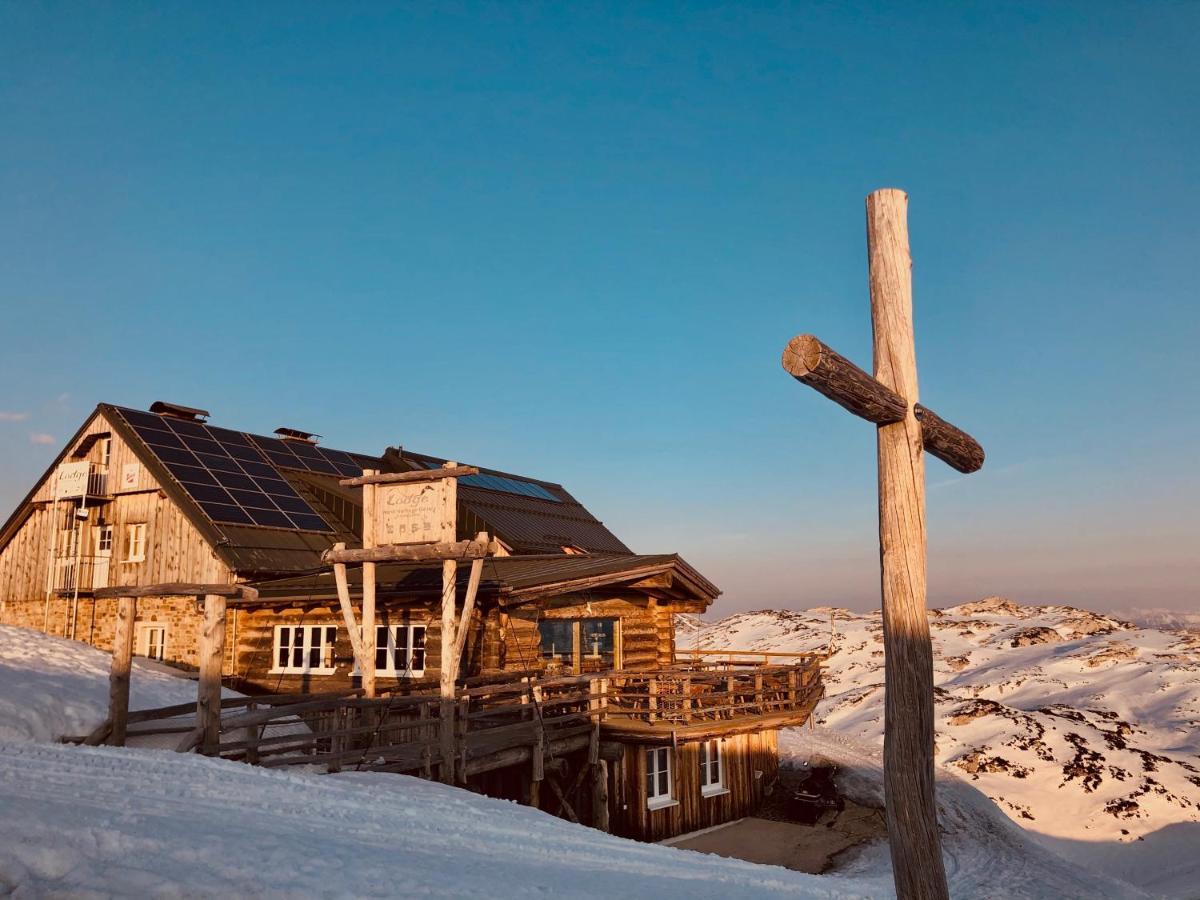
[93,657,821,776]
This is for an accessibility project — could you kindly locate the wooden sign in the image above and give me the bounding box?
[375,480,448,545]
[55,461,91,499]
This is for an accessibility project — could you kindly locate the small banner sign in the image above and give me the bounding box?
[375,480,447,545]
[55,461,91,499]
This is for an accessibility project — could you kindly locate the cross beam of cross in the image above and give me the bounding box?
[780,189,984,900]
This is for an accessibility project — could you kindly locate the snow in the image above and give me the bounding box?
[0,625,214,744]
[0,622,1166,898]
[687,600,1200,898]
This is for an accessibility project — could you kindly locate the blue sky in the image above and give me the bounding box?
[2,2,1197,615]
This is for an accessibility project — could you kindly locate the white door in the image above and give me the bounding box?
[92,525,113,589]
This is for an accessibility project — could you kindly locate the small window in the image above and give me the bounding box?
[371,624,426,677]
[99,437,112,469]
[273,625,337,674]
[95,525,113,553]
[123,524,146,563]
[137,624,167,661]
[699,739,725,795]
[646,747,675,809]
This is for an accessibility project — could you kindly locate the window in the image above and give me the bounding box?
[538,620,574,664]
[137,624,167,661]
[699,739,725,796]
[372,624,426,677]
[99,437,112,469]
[646,747,675,809]
[123,524,146,563]
[537,617,619,673]
[273,625,337,674]
[95,525,113,553]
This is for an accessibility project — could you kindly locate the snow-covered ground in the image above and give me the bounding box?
[0,624,213,743]
[685,599,1200,899]
[0,623,1165,898]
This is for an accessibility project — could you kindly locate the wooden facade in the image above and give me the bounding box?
[0,409,234,668]
[610,730,780,841]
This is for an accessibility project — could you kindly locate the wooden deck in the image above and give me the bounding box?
[89,657,824,783]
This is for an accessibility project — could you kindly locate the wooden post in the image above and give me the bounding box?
[647,677,658,723]
[589,721,609,832]
[867,188,949,900]
[198,593,227,756]
[243,702,260,765]
[107,596,136,746]
[438,463,459,785]
[361,471,378,699]
[456,695,470,784]
[529,683,544,807]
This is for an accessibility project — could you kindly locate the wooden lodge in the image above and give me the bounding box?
[0,401,823,841]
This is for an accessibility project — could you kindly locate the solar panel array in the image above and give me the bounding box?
[421,460,561,502]
[115,408,337,532]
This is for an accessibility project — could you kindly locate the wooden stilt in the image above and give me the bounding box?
[107,595,136,746]
[361,473,379,699]
[198,593,227,756]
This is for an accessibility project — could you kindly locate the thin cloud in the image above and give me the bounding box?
[29,432,56,445]
[0,411,30,422]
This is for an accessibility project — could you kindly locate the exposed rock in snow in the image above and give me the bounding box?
[1009,626,1061,647]
[686,600,1200,898]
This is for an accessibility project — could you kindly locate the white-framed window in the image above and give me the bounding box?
[646,746,675,809]
[99,437,112,469]
[699,739,726,796]
[137,623,167,661]
[95,524,114,553]
[272,625,337,674]
[123,523,146,563]
[374,624,426,677]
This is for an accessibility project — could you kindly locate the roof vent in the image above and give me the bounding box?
[150,401,209,422]
[275,427,320,444]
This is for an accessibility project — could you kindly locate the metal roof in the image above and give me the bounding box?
[99,404,630,576]
[246,552,719,606]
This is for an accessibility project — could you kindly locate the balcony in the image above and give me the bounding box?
[53,556,112,594]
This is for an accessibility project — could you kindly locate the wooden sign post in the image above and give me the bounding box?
[326,463,494,783]
[781,189,985,900]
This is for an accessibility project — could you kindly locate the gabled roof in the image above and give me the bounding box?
[243,553,719,609]
[0,403,632,579]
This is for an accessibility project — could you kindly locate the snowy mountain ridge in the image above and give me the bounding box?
[683,598,1200,897]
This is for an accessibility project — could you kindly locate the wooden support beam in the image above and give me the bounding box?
[331,544,368,672]
[438,464,460,785]
[197,594,227,756]
[782,334,984,474]
[452,538,487,663]
[361,473,378,700]
[320,537,494,566]
[94,583,254,600]
[107,596,136,746]
[867,187,949,900]
[338,465,479,487]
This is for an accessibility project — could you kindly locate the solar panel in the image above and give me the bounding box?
[246,435,366,478]
[421,460,561,502]
[115,408,335,533]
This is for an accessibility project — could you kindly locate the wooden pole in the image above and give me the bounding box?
[361,471,378,699]
[866,187,948,900]
[107,596,136,746]
[197,593,227,756]
[439,463,459,784]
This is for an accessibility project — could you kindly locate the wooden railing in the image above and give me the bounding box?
[98,658,821,777]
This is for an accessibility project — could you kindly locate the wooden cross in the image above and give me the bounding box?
[780,189,984,900]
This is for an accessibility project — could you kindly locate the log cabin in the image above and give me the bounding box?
[1,400,823,841]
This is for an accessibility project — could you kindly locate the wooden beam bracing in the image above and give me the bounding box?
[320,538,495,566]
[94,583,255,600]
[338,465,479,487]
